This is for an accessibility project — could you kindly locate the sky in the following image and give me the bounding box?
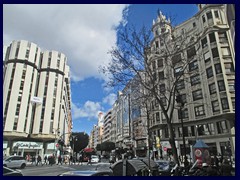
[3,4,198,135]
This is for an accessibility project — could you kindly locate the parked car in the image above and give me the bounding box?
[155,160,175,176]
[91,155,100,163]
[3,156,27,169]
[58,170,113,176]
[3,166,23,176]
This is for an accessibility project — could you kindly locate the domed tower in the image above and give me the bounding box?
[152,10,172,50]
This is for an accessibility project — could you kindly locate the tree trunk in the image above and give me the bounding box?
[168,122,179,166]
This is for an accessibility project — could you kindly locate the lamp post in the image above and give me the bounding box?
[70,135,77,159]
[176,93,187,167]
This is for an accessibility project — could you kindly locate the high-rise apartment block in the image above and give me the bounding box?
[3,40,72,157]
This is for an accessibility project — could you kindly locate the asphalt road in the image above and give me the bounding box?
[21,162,112,176]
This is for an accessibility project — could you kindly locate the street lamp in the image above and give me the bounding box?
[176,93,187,167]
[70,135,78,159]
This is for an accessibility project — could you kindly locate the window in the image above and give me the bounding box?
[157,59,163,67]
[218,32,228,43]
[201,37,208,48]
[178,108,189,119]
[228,80,235,91]
[209,33,216,43]
[224,63,234,73]
[214,10,219,18]
[57,59,60,68]
[218,80,225,91]
[194,105,205,116]
[176,80,185,90]
[221,47,231,57]
[159,84,166,93]
[216,121,228,134]
[193,22,196,27]
[25,49,30,58]
[187,47,196,58]
[221,98,229,110]
[155,41,159,48]
[160,97,167,106]
[15,103,21,116]
[209,83,216,94]
[48,58,51,67]
[206,11,213,19]
[212,48,219,58]
[189,60,198,71]
[202,15,206,23]
[172,53,181,65]
[190,74,200,86]
[192,89,203,101]
[174,66,183,77]
[212,100,220,112]
[215,63,222,74]
[204,51,211,63]
[158,71,164,80]
[206,67,213,78]
[178,94,187,104]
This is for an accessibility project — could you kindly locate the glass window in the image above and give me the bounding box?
[215,63,222,74]
[209,83,216,94]
[206,11,213,19]
[190,74,200,86]
[218,80,225,91]
[201,37,208,48]
[176,80,185,90]
[209,33,216,43]
[192,89,203,101]
[228,80,235,91]
[206,67,213,78]
[158,71,164,80]
[187,47,196,58]
[25,49,30,58]
[152,61,156,70]
[224,63,234,73]
[202,15,206,23]
[212,100,220,112]
[178,108,189,119]
[212,48,219,58]
[194,105,205,116]
[221,47,231,57]
[193,22,196,27]
[204,51,211,63]
[221,98,229,110]
[174,66,183,77]
[214,10,219,18]
[172,53,182,65]
[189,60,198,71]
[216,121,228,134]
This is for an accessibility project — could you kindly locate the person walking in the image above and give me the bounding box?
[69,155,73,165]
[44,155,48,165]
[57,155,62,165]
[31,155,36,165]
[36,154,42,166]
[220,159,232,176]
[78,154,83,165]
[87,155,92,165]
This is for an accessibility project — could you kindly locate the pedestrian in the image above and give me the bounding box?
[36,154,42,166]
[69,155,73,165]
[87,155,92,165]
[193,163,209,176]
[220,159,232,176]
[78,154,83,165]
[44,155,48,165]
[57,155,62,165]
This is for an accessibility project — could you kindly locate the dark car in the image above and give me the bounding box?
[3,166,23,176]
[155,160,175,176]
[58,170,114,176]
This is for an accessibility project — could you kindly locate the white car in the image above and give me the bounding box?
[91,155,100,163]
[3,156,27,169]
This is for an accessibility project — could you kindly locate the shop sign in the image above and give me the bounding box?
[13,141,43,149]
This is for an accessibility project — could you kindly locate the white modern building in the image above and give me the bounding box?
[3,40,72,157]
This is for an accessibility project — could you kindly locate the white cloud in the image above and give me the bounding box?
[3,4,129,82]
[71,101,103,120]
[103,93,117,106]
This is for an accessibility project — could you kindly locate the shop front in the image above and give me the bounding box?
[12,141,43,158]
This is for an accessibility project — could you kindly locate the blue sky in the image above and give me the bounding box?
[3,4,198,135]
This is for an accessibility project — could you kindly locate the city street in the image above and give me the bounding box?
[21,161,112,176]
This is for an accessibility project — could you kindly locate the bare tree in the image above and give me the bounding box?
[100,15,204,165]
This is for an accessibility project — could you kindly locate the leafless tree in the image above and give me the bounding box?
[100,20,204,165]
